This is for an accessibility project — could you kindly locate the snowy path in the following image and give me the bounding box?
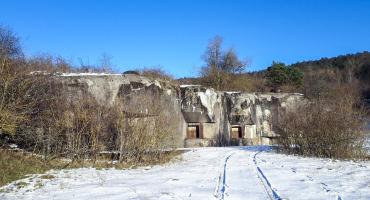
[1,147,370,200]
[217,150,269,200]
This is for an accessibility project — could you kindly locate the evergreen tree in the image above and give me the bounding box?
[266,61,303,92]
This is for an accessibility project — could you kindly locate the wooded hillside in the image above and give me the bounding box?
[290,52,370,101]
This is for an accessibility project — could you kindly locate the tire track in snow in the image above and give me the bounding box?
[214,151,235,200]
[253,151,282,200]
[256,152,343,200]
[303,175,343,200]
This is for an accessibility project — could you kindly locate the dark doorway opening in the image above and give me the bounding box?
[187,124,201,139]
[231,126,243,139]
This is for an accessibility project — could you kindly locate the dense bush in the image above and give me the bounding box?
[277,85,368,159]
[0,26,178,164]
[13,85,179,163]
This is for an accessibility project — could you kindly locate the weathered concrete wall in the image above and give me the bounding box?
[55,73,305,148]
[180,85,305,146]
[54,73,186,148]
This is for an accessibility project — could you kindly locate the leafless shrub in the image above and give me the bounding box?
[59,97,107,159]
[26,55,72,73]
[0,46,55,144]
[0,25,178,165]
[17,79,179,164]
[0,25,22,59]
[114,91,179,163]
[138,67,174,81]
[44,91,121,161]
[277,84,368,159]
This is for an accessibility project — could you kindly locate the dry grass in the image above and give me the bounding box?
[64,150,182,169]
[0,149,182,187]
[0,149,55,187]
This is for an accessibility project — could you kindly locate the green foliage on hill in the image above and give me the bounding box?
[265,62,303,92]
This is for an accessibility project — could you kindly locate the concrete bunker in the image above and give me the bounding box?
[55,73,305,148]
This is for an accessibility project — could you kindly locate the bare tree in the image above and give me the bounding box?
[0,25,22,59]
[221,48,248,74]
[200,36,248,90]
[0,26,28,136]
[99,53,114,73]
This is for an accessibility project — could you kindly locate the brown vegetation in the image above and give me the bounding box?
[277,84,368,159]
[0,148,181,187]
[15,83,179,163]
[0,24,369,184]
[113,91,179,162]
[138,67,174,81]
[0,26,179,169]
[0,149,59,187]
[199,36,250,91]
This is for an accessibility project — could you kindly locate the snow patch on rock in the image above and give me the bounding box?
[197,89,219,119]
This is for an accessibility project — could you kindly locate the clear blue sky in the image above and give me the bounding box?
[1,0,370,78]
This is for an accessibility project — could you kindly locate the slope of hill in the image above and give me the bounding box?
[290,51,370,103]
[291,51,370,84]
[178,51,370,104]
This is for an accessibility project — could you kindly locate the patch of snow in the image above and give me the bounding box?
[180,84,202,88]
[29,71,50,75]
[1,147,370,200]
[57,73,122,77]
[225,91,241,94]
[8,144,18,149]
[153,80,162,89]
[198,89,219,119]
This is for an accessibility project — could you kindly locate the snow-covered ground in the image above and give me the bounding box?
[1,146,370,200]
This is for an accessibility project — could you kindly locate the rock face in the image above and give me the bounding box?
[180,86,304,146]
[55,73,304,147]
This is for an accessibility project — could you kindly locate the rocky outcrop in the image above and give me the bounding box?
[53,73,175,105]
[54,73,305,147]
[179,84,304,146]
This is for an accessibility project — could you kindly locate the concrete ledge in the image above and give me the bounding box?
[184,139,217,147]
